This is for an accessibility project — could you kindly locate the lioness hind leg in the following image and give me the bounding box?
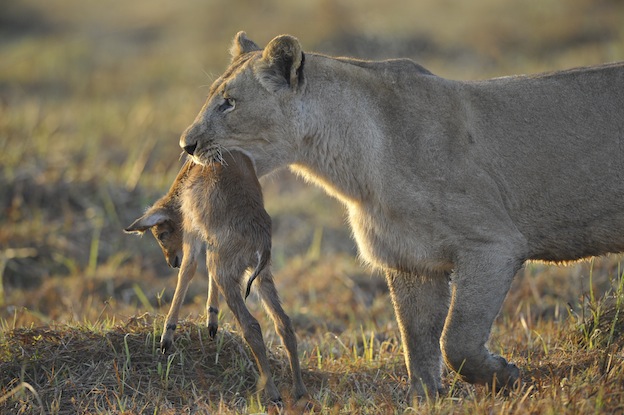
[441,252,522,390]
[386,270,451,403]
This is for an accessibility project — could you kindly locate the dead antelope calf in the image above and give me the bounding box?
[125,152,307,404]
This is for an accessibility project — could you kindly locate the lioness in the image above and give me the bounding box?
[179,32,624,403]
[125,154,307,405]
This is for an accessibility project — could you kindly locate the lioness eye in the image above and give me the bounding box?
[218,97,235,113]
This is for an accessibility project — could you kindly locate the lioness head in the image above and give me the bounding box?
[180,32,305,176]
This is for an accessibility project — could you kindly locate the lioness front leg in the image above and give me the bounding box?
[386,269,450,402]
[441,251,522,390]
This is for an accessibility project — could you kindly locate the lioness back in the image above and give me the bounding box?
[460,63,624,261]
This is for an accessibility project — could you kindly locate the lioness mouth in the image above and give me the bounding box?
[192,145,225,167]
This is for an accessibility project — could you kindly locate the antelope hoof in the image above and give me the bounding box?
[208,323,218,339]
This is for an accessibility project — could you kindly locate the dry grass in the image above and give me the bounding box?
[1,0,624,413]
[1,290,622,414]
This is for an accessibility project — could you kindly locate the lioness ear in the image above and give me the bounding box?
[256,34,305,93]
[230,31,261,58]
[124,209,170,234]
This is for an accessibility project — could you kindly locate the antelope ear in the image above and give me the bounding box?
[124,209,170,234]
[230,31,261,58]
[256,34,305,93]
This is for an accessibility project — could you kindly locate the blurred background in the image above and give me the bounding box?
[1,0,624,336]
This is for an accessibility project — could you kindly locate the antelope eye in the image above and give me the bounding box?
[157,231,169,241]
[218,97,235,113]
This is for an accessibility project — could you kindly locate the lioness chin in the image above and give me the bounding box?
[179,31,624,405]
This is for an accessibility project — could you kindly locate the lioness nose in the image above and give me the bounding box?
[183,142,197,155]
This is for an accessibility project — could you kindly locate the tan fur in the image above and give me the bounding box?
[125,153,307,404]
[125,161,223,337]
[179,32,624,403]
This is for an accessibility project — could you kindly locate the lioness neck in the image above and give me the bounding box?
[290,55,388,206]
[290,54,445,209]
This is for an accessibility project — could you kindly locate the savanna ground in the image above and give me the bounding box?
[1,0,624,413]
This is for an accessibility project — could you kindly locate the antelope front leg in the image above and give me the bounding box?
[385,269,450,403]
[258,272,308,401]
[206,275,220,339]
[161,250,198,353]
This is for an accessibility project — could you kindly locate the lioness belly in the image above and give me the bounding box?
[524,209,624,262]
